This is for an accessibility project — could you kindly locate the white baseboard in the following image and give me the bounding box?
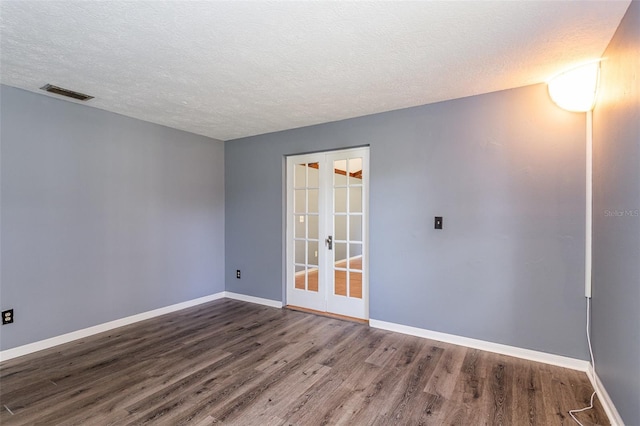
[369,319,590,372]
[586,366,624,426]
[224,291,283,308]
[0,292,226,362]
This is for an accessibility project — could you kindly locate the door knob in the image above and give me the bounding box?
[325,236,333,250]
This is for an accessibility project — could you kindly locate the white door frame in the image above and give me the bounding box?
[285,147,369,319]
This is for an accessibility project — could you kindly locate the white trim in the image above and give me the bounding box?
[224,291,283,308]
[369,319,590,372]
[285,147,370,318]
[334,254,363,268]
[296,255,362,276]
[0,292,226,362]
[295,266,318,277]
[586,366,625,426]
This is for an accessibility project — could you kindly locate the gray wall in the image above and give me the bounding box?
[0,85,225,351]
[592,1,640,423]
[226,82,589,359]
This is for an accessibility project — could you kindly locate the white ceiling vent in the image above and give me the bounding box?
[40,84,94,101]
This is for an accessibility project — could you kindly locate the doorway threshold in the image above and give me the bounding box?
[286,305,369,324]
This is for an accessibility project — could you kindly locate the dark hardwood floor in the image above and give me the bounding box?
[0,299,608,425]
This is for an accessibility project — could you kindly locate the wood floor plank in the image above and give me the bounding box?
[564,368,608,426]
[364,332,402,367]
[223,362,331,425]
[423,342,467,398]
[279,367,349,425]
[385,344,444,424]
[254,339,317,375]
[0,299,610,425]
[291,346,392,425]
[55,350,235,426]
[345,335,422,425]
[460,348,489,405]
[123,340,286,420]
[136,358,267,425]
[209,341,330,423]
[488,358,513,425]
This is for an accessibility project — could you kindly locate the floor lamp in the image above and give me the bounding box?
[547,61,600,298]
[547,61,600,426]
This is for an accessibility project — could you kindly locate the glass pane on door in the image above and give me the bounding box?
[334,188,347,213]
[295,265,305,290]
[295,164,306,187]
[348,243,362,270]
[308,189,319,213]
[332,156,365,301]
[350,186,362,213]
[349,215,362,240]
[307,268,319,292]
[292,161,321,294]
[308,215,319,239]
[307,162,319,187]
[295,215,305,238]
[334,242,347,267]
[349,271,362,298]
[295,240,306,265]
[334,160,347,185]
[349,158,363,179]
[308,241,318,266]
[334,270,347,296]
[335,215,347,240]
[294,190,306,213]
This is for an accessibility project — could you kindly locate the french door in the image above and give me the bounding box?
[286,147,369,319]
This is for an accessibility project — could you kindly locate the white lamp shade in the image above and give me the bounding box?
[548,62,600,112]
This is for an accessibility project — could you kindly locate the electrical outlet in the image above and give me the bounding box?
[236,270,241,279]
[2,309,14,325]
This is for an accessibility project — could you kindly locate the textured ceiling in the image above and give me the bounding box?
[0,1,631,141]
